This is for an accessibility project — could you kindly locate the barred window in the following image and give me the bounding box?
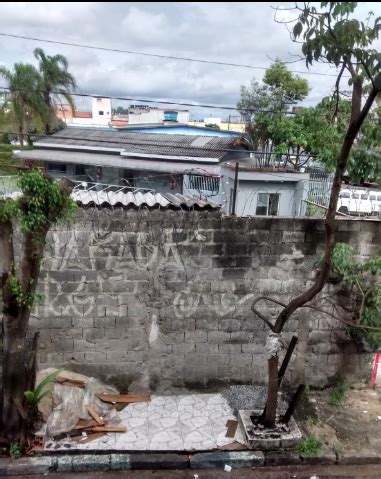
[187,175,219,193]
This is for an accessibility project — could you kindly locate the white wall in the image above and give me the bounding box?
[128,110,163,124]
[204,117,222,125]
[128,109,189,125]
[92,97,112,126]
[220,169,309,217]
[177,111,190,124]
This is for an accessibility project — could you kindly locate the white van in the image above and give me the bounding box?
[368,190,381,216]
[337,189,373,216]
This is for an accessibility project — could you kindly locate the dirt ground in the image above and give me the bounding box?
[296,386,381,454]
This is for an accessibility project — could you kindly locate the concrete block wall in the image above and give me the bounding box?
[26,209,380,392]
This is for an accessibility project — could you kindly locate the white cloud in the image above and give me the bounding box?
[121,7,169,45]
[0,2,380,118]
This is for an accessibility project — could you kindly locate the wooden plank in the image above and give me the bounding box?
[303,199,350,217]
[225,419,238,438]
[73,419,99,430]
[96,393,150,404]
[86,405,104,425]
[62,380,85,388]
[73,432,106,443]
[88,425,127,433]
[56,376,86,388]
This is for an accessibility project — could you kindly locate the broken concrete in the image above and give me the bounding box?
[238,409,302,450]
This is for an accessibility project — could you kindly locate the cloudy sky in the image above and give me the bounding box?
[1,2,381,119]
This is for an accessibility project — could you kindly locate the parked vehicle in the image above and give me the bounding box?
[369,190,381,216]
[337,188,379,216]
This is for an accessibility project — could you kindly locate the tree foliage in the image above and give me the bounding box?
[34,48,77,134]
[331,243,381,349]
[254,2,381,429]
[0,63,46,145]
[0,169,75,443]
[0,48,76,141]
[237,60,309,159]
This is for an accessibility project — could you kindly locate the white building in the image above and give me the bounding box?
[56,97,112,127]
[128,106,189,125]
[92,97,112,126]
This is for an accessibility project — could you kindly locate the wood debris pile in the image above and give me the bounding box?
[34,370,150,447]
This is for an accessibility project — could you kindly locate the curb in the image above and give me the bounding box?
[190,451,264,469]
[264,449,381,467]
[0,451,262,475]
[1,449,381,475]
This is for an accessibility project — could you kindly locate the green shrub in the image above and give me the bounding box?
[9,442,21,459]
[298,436,322,456]
[328,379,348,406]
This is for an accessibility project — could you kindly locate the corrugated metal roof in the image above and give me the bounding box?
[1,187,220,210]
[71,189,219,209]
[34,127,240,160]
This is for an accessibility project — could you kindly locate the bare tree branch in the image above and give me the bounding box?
[251,296,288,331]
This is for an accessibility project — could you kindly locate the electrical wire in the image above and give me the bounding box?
[0,32,345,78]
[0,85,297,115]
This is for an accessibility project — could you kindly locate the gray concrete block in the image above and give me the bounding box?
[0,456,55,475]
[129,453,189,470]
[185,330,207,343]
[337,450,381,465]
[84,351,107,362]
[55,454,74,472]
[190,451,264,469]
[207,331,231,344]
[110,453,132,470]
[265,451,302,466]
[71,454,111,472]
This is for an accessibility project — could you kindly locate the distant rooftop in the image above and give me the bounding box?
[117,124,240,137]
[33,127,243,161]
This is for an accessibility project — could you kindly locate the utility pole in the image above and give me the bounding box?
[231,162,239,216]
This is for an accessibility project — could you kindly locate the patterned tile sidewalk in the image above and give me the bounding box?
[45,394,246,451]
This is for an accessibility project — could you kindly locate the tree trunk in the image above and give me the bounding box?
[264,355,278,428]
[1,313,28,442]
[44,91,51,135]
[1,224,47,443]
[18,126,24,147]
[260,83,379,429]
[273,85,377,335]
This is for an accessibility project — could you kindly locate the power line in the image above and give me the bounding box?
[0,85,296,115]
[0,32,343,78]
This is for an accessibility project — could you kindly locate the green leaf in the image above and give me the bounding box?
[33,368,63,403]
[24,390,36,405]
[293,22,303,38]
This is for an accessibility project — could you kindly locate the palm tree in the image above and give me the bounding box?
[34,48,77,134]
[0,63,46,145]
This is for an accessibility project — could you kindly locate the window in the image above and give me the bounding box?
[164,111,178,121]
[352,193,360,199]
[361,193,368,199]
[369,195,376,201]
[378,195,381,201]
[339,191,351,198]
[75,164,88,177]
[256,193,280,216]
[47,163,67,173]
[187,175,219,194]
[98,111,104,115]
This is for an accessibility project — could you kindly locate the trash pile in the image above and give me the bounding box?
[35,369,150,447]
